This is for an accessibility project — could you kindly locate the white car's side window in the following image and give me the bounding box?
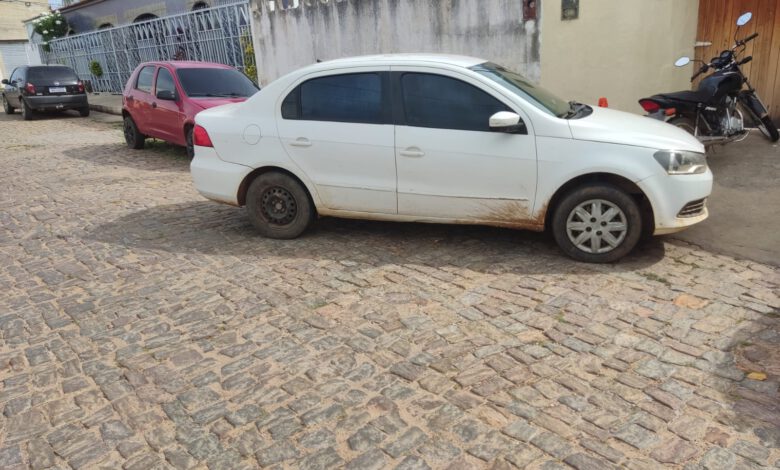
[399,72,522,133]
[281,72,389,124]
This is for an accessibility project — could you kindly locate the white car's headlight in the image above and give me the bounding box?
[653,150,707,175]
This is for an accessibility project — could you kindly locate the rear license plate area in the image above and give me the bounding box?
[49,87,67,93]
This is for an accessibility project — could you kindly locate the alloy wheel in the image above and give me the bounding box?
[566,199,628,254]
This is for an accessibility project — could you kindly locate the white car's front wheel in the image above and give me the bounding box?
[552,184,642,263]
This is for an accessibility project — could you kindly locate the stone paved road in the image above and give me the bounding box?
[1,112,779,470]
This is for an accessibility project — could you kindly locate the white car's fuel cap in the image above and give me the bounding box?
[242,124,261,145]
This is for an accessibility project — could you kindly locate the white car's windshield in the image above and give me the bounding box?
[471,62,572,118]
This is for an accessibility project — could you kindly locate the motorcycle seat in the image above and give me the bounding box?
[657,89,713,103]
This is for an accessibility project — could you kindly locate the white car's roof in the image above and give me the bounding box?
[303,53,487,71]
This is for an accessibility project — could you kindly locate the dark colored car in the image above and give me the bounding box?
[122,61,259,158]
[2,65,89,120]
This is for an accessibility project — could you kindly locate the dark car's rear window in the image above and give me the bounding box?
[176,68,258,98]
[28,66,79,82]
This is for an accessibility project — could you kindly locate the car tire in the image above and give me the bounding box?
[123,116,145,150]
[20,99,33,121]
[551,184,642,263]
[757,115,779,142]
[246,172,313,240]
[2,95,14,114]
[79,107,90,117]
[185,126,194,159]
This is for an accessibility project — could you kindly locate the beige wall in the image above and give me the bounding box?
[0,3,50,41]
[541,0,699,113]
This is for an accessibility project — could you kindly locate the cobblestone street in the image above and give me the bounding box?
[1,112,779,469]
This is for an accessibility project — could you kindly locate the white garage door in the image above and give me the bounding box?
[0,42,34,79]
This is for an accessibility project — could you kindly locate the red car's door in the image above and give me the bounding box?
[128,65,157,136]
[147,66,186,145]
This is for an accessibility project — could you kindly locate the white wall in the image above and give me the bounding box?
[250,0,541,85]
[540,0,700,113]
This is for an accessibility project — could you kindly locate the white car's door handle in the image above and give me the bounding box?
[400,147,425,158]
[289,138,312,148]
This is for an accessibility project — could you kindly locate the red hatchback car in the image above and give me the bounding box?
[122,61,258,157]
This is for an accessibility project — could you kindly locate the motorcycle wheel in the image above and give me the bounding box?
[757,115,779,142]
[667,116,696,135]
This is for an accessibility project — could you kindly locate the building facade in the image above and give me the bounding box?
[59,0,236,34]
[250,0,701,114]
[541,0,699,113]
[0,1,50,80]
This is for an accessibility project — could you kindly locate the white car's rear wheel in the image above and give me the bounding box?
[552,184,642,263]
[246,172,313,239]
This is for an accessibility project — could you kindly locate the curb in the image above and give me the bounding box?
[89,103,122,116]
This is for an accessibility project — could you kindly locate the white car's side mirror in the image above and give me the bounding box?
[489,111,526,134]
[675,57,691,67]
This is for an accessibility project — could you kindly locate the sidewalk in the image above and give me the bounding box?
[88,92,122,115]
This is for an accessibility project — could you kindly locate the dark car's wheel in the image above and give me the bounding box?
[2,95,14,114]
[246,172,313,239]
[123,116,145,149]
[79,107,90,117]
[185,126,194,159]
[757,115,779,142]
[20,99,33,121]
[552,184,642,263]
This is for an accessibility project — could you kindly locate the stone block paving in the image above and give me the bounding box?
[0,112,779,469]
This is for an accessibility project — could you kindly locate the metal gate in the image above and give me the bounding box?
[41,1,255,93]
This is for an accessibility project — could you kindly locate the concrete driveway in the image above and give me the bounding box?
[671,132,780,266]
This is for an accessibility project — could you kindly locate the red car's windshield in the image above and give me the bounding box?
[176,68,259,98]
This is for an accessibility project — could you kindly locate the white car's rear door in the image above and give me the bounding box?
[276,67,397,214]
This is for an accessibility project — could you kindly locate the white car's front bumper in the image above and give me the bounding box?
[190,147,251,206]
[637,169,713,235]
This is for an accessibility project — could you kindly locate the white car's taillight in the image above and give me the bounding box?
[193,125,213,148]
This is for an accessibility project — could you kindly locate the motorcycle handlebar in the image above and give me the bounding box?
[737,32,759,47]
[738,55,753,66]
[691,65,709,82]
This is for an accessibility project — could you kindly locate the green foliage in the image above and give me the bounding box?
[240,33,258,83]
[89,60,103,77]
[33,11,69,52]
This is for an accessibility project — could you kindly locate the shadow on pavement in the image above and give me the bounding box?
[671,133,780,266]
[713,313,780,449]
[62,143,190,173]
[85,201,666,274]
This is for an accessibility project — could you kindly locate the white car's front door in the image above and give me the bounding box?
[393,69,538,225]
[276,69,396,214]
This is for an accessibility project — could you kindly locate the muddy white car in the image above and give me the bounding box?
[190,54,712,263]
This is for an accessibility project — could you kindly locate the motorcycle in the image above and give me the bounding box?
[638,11,779,145]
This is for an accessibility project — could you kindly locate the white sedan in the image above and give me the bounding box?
[191,54,712,263]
